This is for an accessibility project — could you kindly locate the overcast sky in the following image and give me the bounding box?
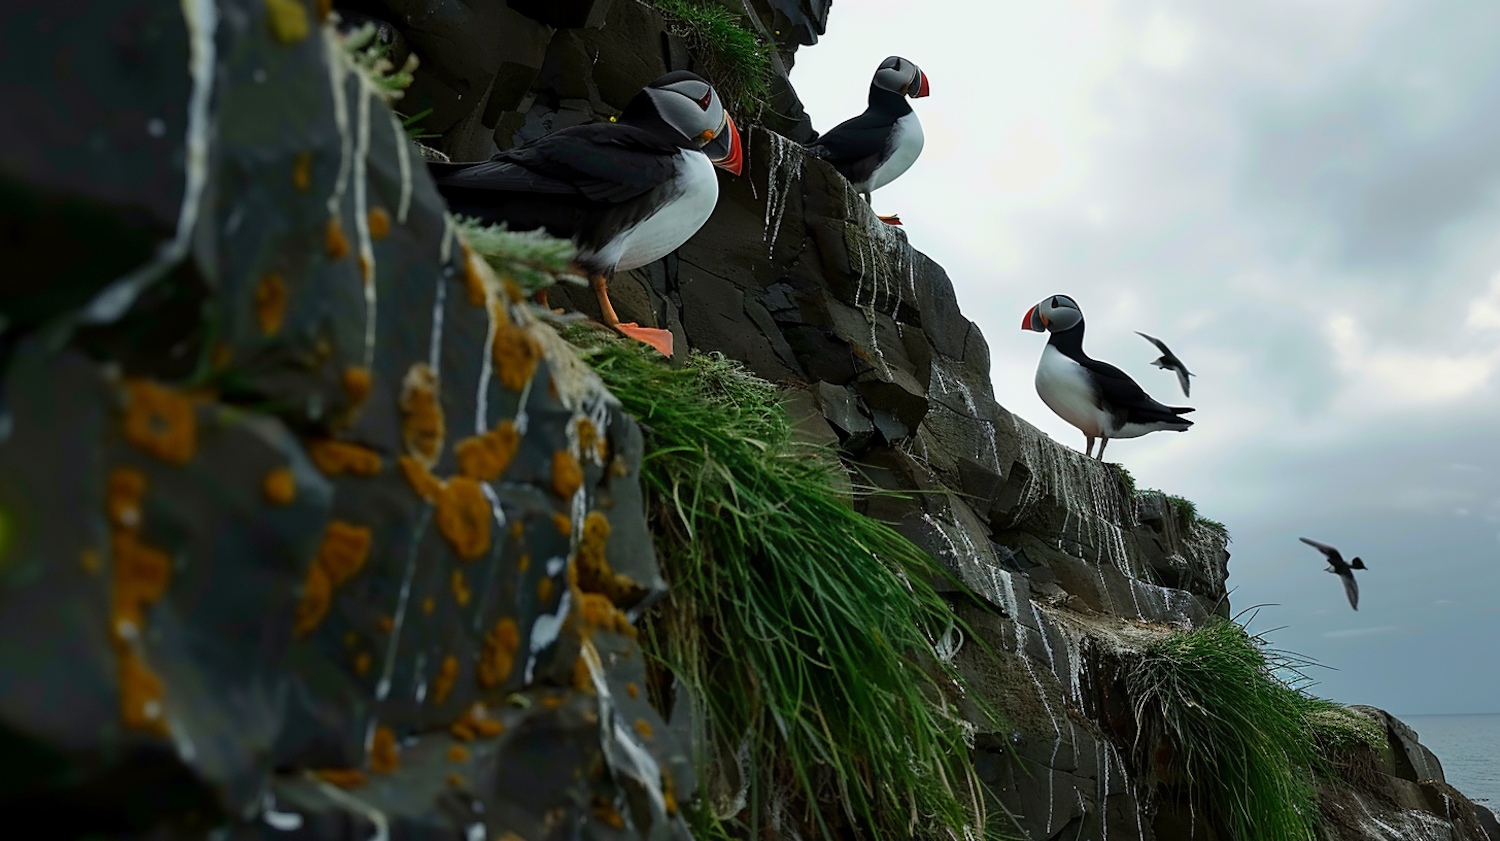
[790,0,1500,716]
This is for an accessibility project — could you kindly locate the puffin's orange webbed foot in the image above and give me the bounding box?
[877,214,903,226]
[613,323,674,357]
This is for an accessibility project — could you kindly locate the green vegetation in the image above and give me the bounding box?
[338,21,419,104]
[452,217,579,294]
[1121,618,1385,841]
[569,332,990,841]
[647,0,774,117]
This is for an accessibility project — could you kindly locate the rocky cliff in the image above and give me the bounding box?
[2,1,1495,840]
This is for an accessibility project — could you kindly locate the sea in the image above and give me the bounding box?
[1400,714,1500,810]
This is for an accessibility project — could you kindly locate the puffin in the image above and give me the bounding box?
[1136,331,1195,397]
[1023,294,1194,460]
[1298,537,1367,611]
[806,55,929,223]
[430,71,744,357]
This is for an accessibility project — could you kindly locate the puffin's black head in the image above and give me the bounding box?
[1022,294,1083,333]
[623,72,743,175]
[1350,557,1366,570]
[874,56,930,99]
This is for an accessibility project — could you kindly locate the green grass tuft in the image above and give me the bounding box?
[647,0,774,117]
[570,331,989,841]
[451,217,579,294]
[338,20,419,104]
[1122,618,1357,840]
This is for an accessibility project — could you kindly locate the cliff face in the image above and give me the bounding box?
[2,1,1495,840]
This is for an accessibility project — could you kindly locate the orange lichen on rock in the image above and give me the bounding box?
[123,380,197,464]
[421,596,435,616]
[633,718,654,739]
[399,364,444,466]
[537,576,554,604]
[591,798,625,830]
[368,206,391,240]
[358,254,372,285]
[399,455,443,501]
[662,771,679,815]
[307,440,383,476]
[491,313,541,392]
[454,421,519,482]
[517,553,530,573]
[370,725,399,774]
[326,216,350,260]
[436,477,490,559]
[451,570,471,607]
[316,768,367,788]
[552,513,572,536]
[432,654,459,705]
[461,244,487,306]
[575,417,607,463]
[477,618,519,688]
[294,521,372,637]
[264,0,309,44]
[539,695,564,710]
[447,745,470,763]
[354,652,371,675]
[294,565,332,637]
[107,467,147,529]
[571,655,595,693]
[574,592,634,640]
[551,450,583,499]
[574,512,643,608]
[378,615,393,633]
[111,531,172,643]
[510,521,525,542]
[450,703,505,740]
[626,682,640,699]
[263,467,296,505]
[446,773,465,787]
[255,273,288,335]
[292,151,312,191]
[342,367,371,404]
[117,649,169,735]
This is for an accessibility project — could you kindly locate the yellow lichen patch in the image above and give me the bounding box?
[575,512,644,608]
[451,570,471,607]
[633,718,654,739]
[368,206,391,240]
[537,576,554,604]
[421,596,435,616]
[662,771,679,815]
[571,655,594,693]
[461,244,487,306]
[447,745,469,763]
[477,618,519,688]
[255,273,288,335]
[293,564,332,637]
[263,467,296,505]
[474,717,503,738]
[342,367,371,405]
[315,768,367,788]
[264,0,309,44]
[552,513,572,536]
[326,216,350,260]
[370,725,399,774]
[454,421,519,482]
[107,467,147,529]
[450,720,475,741]
[292,152,312,191]
[317,521,372,587]
[610,455,631,478]
[306,440,383,476]
[574,592,633,640]
[111,531,172,644]
[510,521,525,542]
[451,703,504,740]
[398,363,444,466]
[432,654,459,705]
[491,316,541,392]
[123,380,197,465]
[591,798,625,829]
[626,682,640,700]
[436,477,490,560]
[446,773,465,787]
[398,455,443,501]
[117,649,169,735]
[551,450,582,500]
[81,549,102,574]
[354,652,371,675]
[539,695,564,710]
[575,417,607,463]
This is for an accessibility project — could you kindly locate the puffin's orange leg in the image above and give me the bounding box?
[590,273,673,357]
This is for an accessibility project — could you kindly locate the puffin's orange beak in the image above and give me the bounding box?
[1023,305,1048,332]
[709,113,743,177]
[913,71,930,98]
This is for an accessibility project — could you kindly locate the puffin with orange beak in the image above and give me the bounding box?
[807,55,930,224]
[430,71,743,357]
[1023,294,1194,461]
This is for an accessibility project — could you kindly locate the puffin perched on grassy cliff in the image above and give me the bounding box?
[807,55,929,224]
[430,71,743,357]
[1023,294,1194,460]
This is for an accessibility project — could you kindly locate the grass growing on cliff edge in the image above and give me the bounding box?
[647,0,773,117]
[1122,618,1380,841]
[570,331,988,841]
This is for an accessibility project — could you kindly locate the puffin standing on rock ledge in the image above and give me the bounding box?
[807,55,929,224]
[429,71,744,357]
[1023,295,1194,460]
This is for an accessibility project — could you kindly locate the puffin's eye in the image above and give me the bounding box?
[696,88,713,111]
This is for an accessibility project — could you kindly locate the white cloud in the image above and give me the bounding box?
[1138,10,1197,70]
[1322,313,1499,411]
[1464,272,1500,330]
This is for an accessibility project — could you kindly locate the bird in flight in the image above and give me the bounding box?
[1136,331,1194,398]
[1299,537,1367,611]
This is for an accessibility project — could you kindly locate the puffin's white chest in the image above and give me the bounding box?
[1035,344,1107,437]
[607,149,718,272]
[866,111,924,193]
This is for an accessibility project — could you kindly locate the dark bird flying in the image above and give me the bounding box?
[1299,537,1367,611]
[1136,331,1195,397]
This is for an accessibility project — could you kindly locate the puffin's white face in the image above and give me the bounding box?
[1022,294,1084,333]
[873,55,931,98]
[645,78,728,146]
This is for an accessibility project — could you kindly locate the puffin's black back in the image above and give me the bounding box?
[808,87,912,183]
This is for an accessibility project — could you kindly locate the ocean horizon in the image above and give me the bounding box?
[1398,713,1500,810]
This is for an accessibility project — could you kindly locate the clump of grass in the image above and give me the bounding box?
[338,20,419,104]
[647,0,773,117]
[1137,489,1231,543]
[571,332,986,841]
[451,217,579,294]
[1122,618,1342,841]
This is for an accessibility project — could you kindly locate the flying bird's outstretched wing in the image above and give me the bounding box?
[1299,536,1339,558]
[1176,367,1192,398]
[1136,331,1171,355]
[1341,572,1360,610]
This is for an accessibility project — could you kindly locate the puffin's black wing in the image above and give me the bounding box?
[1340,571,1359,610]
[432,123,683,204]
[1298,536,1341,561]
[808,111,891,178]
[1136,331,1171,356]
[1079,358,1194,424]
